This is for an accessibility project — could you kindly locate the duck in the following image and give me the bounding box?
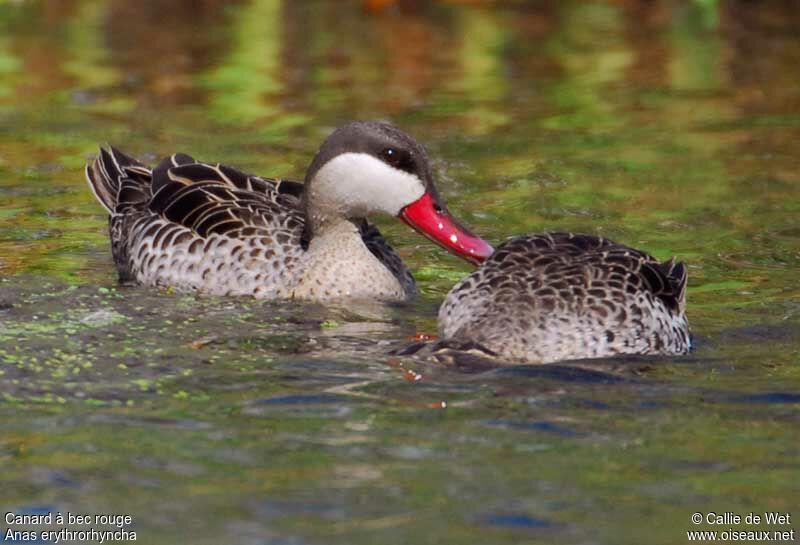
[85,121,494,301]
[429,232,691,365]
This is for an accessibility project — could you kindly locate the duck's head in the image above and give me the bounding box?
[303,121,494,265]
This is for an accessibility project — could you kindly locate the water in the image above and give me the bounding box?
[1,1,798,544]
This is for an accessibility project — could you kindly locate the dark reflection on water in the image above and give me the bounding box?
[480,512,555,529]
[1,1,800,544]
[734,392,800,405]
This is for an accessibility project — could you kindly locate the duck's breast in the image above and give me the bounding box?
[291,221,410,302]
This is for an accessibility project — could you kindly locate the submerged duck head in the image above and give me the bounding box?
[303,120,494,265]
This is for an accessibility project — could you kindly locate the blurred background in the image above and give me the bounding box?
[0,1,799,544]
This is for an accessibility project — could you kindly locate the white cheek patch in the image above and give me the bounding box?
[311,152,426,216]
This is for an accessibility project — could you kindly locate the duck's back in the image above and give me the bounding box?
[86,148,308,297]
[439,232,691,364]
[86,147,414,299]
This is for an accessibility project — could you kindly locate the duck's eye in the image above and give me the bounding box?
[380,148,414,173]
[381,148,397,164]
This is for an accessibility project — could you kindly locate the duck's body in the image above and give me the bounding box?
[88,150,414,299]
[438,232,691,364]
[86,122,493,301]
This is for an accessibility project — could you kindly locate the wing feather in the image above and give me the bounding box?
[493,233,686,311]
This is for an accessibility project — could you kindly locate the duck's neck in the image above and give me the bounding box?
[302,152,383,240]
[294,219,407,301]
[301,185,336,246]
[299,193,349,252]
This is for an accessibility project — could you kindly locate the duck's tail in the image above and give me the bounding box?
[662,257,688,314]
[85,146,150,214]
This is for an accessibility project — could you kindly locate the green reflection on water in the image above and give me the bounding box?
[199,0,288,125]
